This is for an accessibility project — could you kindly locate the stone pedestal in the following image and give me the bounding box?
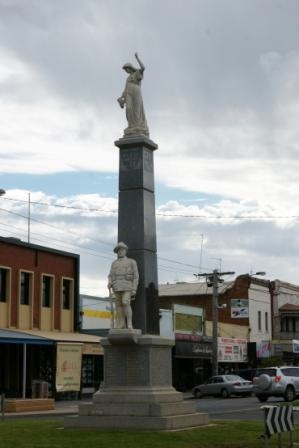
[65,331,209,430]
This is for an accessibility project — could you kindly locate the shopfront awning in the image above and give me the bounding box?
[4,329,103,354]
[0,328,54,345]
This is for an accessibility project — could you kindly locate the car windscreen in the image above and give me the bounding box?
[224,375,243,382]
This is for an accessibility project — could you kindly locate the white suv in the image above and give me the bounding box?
[253,366,299,402]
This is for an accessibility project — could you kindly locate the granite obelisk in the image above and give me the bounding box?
[115,135,159,334]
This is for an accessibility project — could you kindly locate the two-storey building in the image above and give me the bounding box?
[0,236,102,399]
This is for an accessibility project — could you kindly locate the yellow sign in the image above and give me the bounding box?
[83,309,111,319]
[56,343,82,392]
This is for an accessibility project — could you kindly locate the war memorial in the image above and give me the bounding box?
[65,53,209,430]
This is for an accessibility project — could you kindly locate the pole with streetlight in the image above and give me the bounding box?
[195,269,235,376]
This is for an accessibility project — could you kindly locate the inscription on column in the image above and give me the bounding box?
[151,348,171,385]
[126,349,148,386]
[104,348,125,386]
[143,149,153,173]
[120,149,142,171]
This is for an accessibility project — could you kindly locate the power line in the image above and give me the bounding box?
[0,218,204,276]
[0,206,214,273]
[0,206,114,248]
[2,196,299,220]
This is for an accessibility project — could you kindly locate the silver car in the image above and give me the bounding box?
[192,374,253,399]
[253,366,299,402]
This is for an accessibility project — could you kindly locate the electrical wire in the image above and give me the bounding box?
[2,196,299,220]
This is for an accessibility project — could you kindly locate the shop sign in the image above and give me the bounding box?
[192,342,212,356]
[217,337,247,362]
[173,304,203,335]
[82,343,103,355]
[293,340,299,353]
[175,340,212,358]
[256,340,272,358]
[56,343,83,392]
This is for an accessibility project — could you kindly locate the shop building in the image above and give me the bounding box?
[271,280,299,364]
[0,236,102,399]
[159,275,272,387]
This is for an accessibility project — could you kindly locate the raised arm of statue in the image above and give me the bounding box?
[135,52,145,73]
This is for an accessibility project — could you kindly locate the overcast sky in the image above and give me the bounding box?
[0,0,299,296]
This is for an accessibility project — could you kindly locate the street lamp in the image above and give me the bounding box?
[251,271,266,277]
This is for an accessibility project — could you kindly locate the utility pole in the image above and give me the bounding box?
[195,269,235,376]
[28,192,31,244]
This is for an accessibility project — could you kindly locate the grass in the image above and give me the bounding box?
[0,419,298,448]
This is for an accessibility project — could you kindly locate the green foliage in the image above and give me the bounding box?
[0,419,297,448]
[259,356,283,367]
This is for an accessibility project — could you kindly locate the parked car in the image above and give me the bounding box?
[192,374,253,399]
[233,368,258,382]
[253,366,299,402]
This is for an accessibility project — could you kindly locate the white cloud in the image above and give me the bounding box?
[1,2,299,293]
[1,189,298,296]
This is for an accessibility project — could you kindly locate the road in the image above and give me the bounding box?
[193,395,299,422]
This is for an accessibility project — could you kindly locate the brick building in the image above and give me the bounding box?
[159,275,272,389]
[0,236,102,399]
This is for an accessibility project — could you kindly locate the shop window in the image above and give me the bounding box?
[42,275,53,308]
[62,278,73,310]
[20,271,32,305]
[0,267,9,303]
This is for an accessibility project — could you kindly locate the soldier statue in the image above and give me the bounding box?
[108,242,139,329]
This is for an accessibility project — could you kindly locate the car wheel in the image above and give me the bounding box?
[284,386,295,402]
[221,388,229,398]
[194,389,202,399]
[257,395,268,402]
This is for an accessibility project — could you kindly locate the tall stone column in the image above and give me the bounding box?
[115,135,159,335]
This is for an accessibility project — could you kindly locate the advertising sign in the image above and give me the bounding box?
[293,340,299,353]
[173,304,203,335]
[217,337,247,363]
[256,340,272,358]
[56,343,83,392]
[230,299,249,318]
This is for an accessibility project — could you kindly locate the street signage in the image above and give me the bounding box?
[262,405,294,448]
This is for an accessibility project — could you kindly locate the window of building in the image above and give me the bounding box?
[42,275,53,308]
[62,278,73,310]
[265,312,269,333]
[20,271,32,305]
[258,311,262,331]
[287,317,296,333]
[280,316,297,333]
[0,267,9,303]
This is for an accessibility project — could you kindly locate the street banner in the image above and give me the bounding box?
[56,343,83,392]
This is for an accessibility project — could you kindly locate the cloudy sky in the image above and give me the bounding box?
[0,0,299,296]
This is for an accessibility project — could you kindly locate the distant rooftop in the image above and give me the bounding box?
[159,281,233,296]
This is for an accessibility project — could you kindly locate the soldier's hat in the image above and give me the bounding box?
[113,241,128,253]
